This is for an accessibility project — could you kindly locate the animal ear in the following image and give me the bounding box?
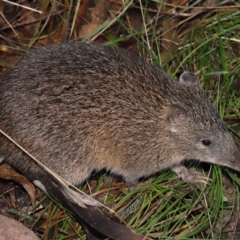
[179,72,199,86]
[165,105,187,132]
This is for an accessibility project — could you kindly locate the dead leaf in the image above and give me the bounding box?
[161,19,180,64]
[0,214,40,240]
[0,164,36,206]
[78,0,110,39]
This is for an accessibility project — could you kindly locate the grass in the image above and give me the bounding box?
[1,0,240,239]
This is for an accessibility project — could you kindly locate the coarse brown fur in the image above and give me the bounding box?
[0,42,239,186]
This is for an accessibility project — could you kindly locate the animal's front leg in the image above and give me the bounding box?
[172,165,211,184]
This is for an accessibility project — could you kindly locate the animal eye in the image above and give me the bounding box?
[201,139,211,146]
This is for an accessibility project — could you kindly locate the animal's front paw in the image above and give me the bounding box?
[171,165,211,184]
